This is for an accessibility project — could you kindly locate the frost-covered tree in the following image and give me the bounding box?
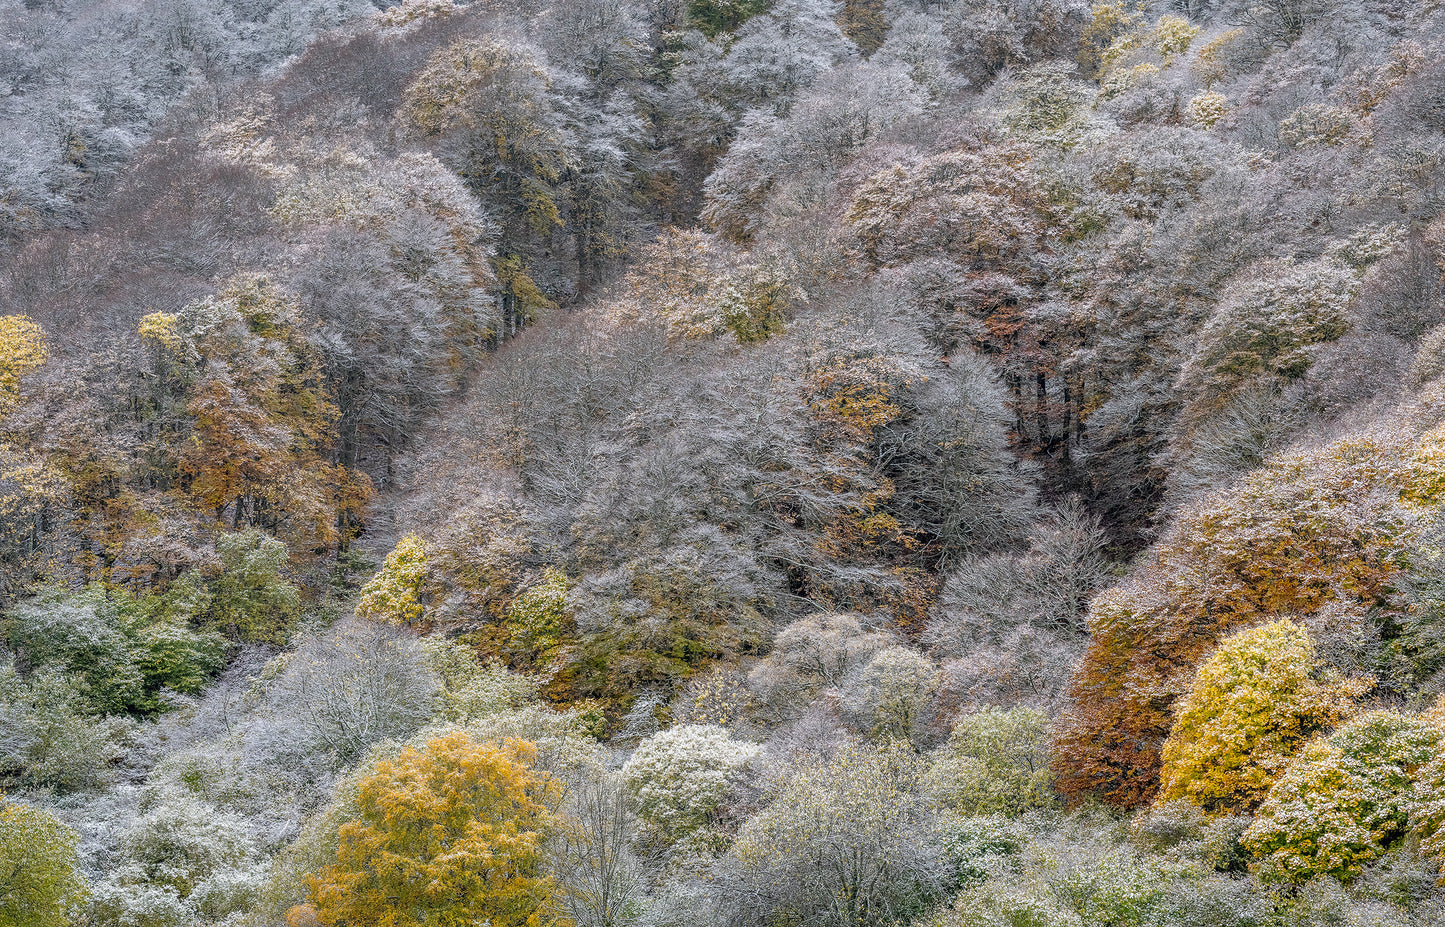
[621,724,758,847]
[1244,710,1439,883]
[0,799,87,927]
[720,740,942,927]
[1156,620,1366,814]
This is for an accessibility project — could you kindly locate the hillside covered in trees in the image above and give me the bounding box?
[6,0,1445,924]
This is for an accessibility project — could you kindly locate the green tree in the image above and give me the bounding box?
[926,707,1057,816]
[506,567,574,663]
[0,799,88,927]
[209,530,301,642]
[722,740,941,927]
[1244,710,1439,883]
[622,724,758,848]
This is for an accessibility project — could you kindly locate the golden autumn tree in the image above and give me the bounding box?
[0,314,47,414]
[306,732,560,927]
[1054,429,1438,808]
[177,275,369,547]
[1156,620,1367,814]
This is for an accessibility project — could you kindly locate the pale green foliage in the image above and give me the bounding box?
[722,740,940,927]
[622,724,758,847]
[211,530,302,642]
[0,800,87,927]
[0,663,124,791]
[1404,700,1445,875]
[1157,620,1366,814]
[355,533,429,626]
[840,645,937,741]
[926,707,1056,816]
[929,818,1214,927]
[121,792,259,897]
[507,567,573,659]
[1244,711,1440,883]
[422,638,538,722]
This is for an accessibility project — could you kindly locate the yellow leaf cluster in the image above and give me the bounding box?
[1157,620,1367,814]
[308,732,560,927]
[0,314,47,413]
[355,533,429,626]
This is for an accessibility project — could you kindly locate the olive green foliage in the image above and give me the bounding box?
[209,530,302,642]
[0,800,87,927]
[1157,621,1365,814]
[5,586,225,716]
[926,707,1057,816]
[507,568,574,663]
[6,586,144,715]
[1244,711,1440,883]
[422,638,539,723]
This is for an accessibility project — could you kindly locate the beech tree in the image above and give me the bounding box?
[307,732,560,927]
[0,314,45,413]
[1156,620,1366,814]
[1244,711,1439,883]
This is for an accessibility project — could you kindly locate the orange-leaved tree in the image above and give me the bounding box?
[1053,427,1440,808]
[306,732,560,927]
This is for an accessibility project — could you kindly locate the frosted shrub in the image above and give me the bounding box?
[622,724,758,847]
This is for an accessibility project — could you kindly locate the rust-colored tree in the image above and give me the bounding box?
[1053,429,1438,808]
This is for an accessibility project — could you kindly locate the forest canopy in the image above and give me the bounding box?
[5,0,1445,925]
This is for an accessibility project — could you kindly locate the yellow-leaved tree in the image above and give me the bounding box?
[1156,620,1367,814]
[305,732,559,927]
[0,799,88,927]
[355,533,429,626]
[0,314,47,413]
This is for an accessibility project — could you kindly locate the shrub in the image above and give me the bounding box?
[209,530,302,643]
[926,707,1057,816]
[622,724,758,847]
[720,740,941,927]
